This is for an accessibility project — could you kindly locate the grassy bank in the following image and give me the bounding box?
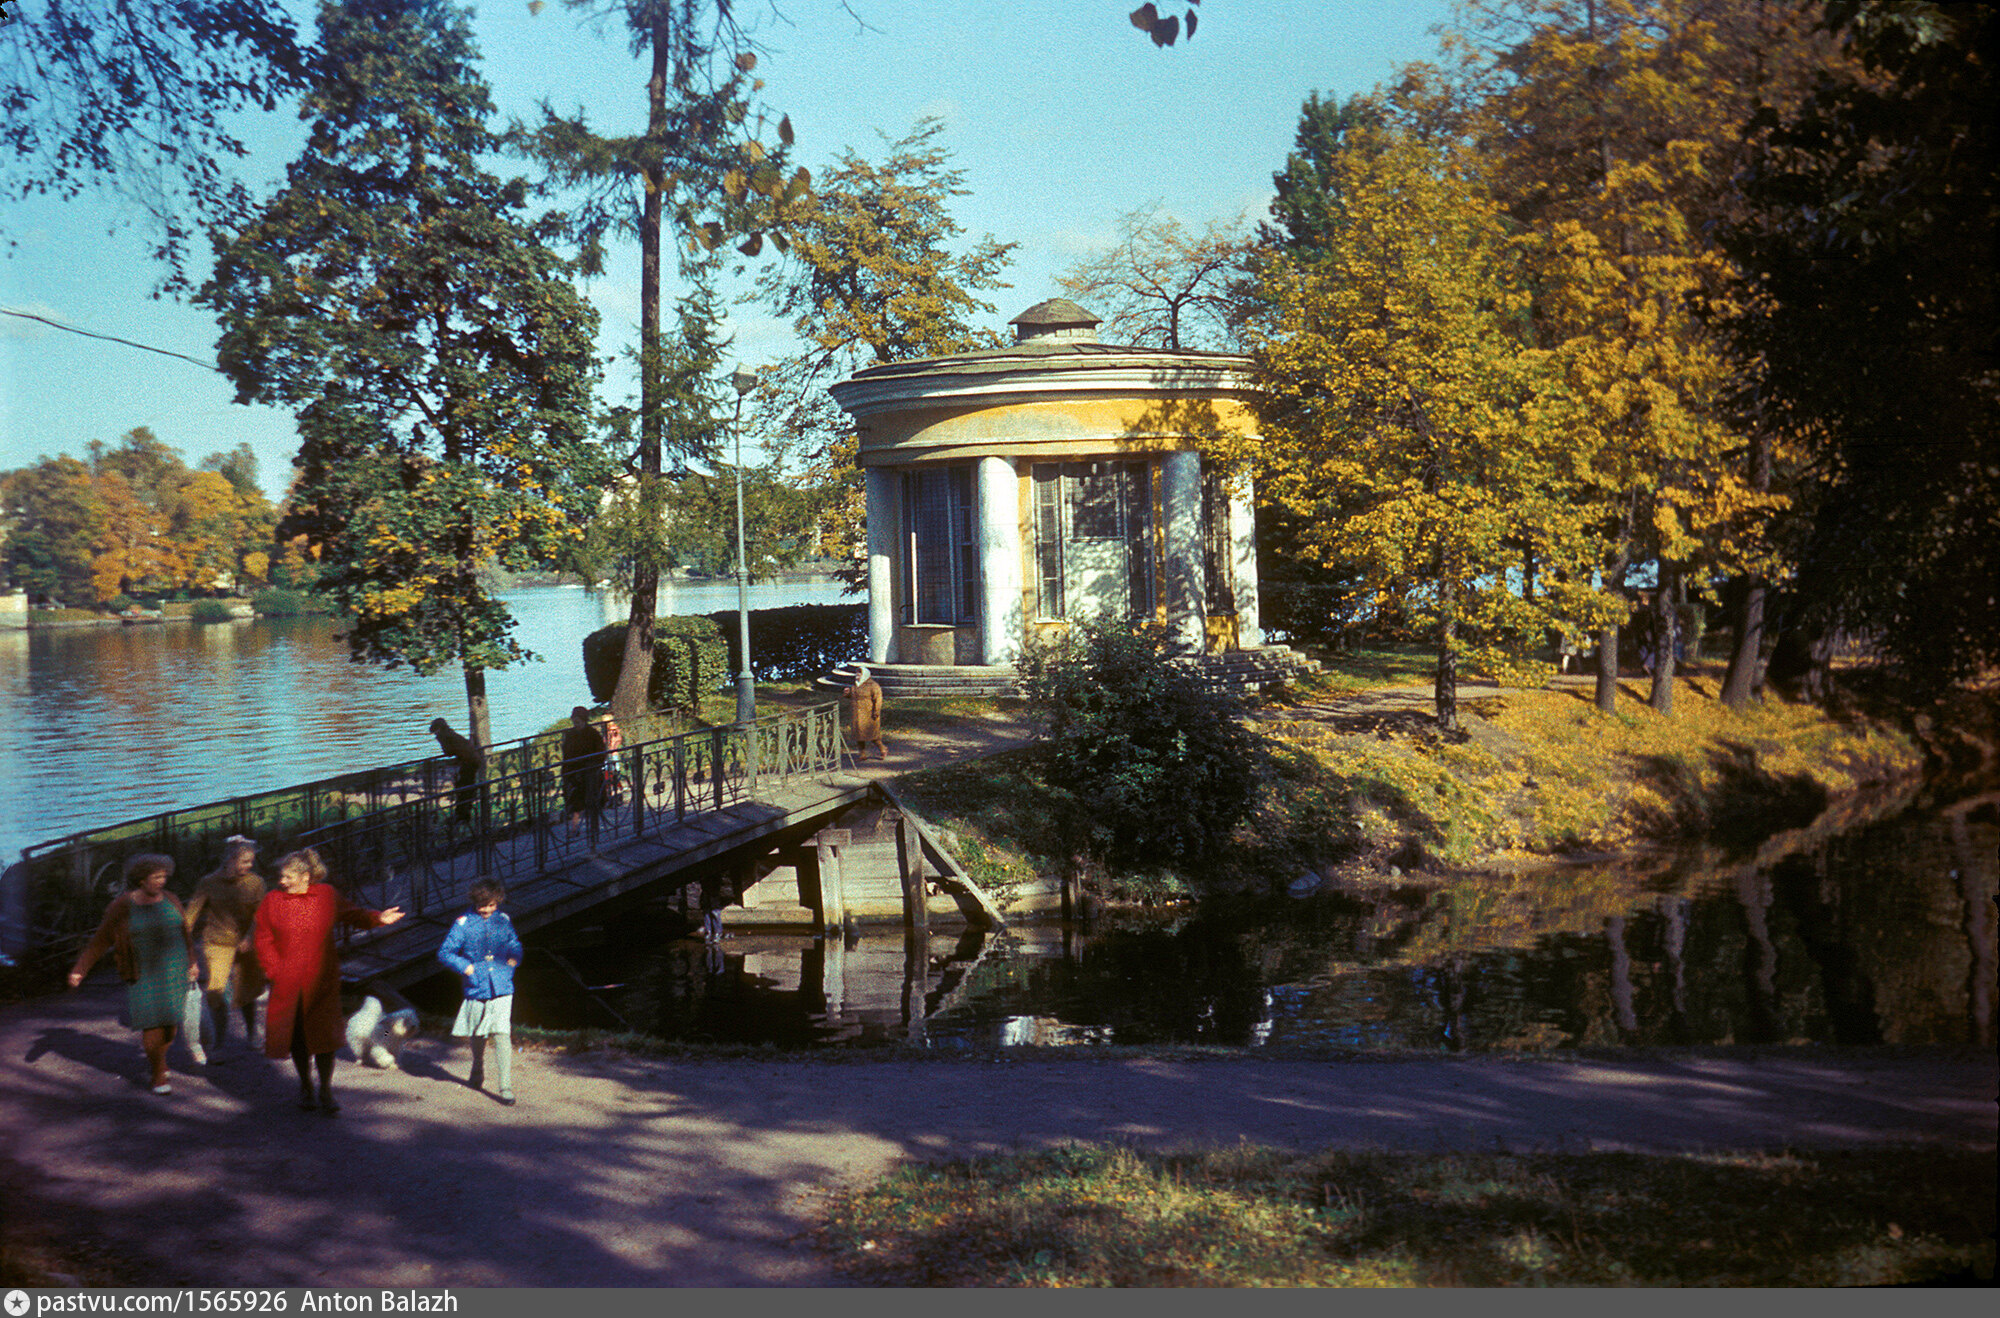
[898,654,1958,896]
[816,1143,1995,1286]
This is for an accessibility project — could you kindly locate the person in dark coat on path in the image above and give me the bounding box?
[430,718,484,824]
[68,853,201,1094]
[560,705,607,835]
[254,849,403,1114]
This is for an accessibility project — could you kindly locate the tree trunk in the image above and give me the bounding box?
[1721,426,1773,708]
[609,24,675,724]
[1435,611,1458,732]
[462,664,491,752]
[1649,559,1679,716]
[1721,577,1766,708]
[1595,502,1635,714]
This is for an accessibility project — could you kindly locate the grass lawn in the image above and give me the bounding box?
[817,1143,1996,1287]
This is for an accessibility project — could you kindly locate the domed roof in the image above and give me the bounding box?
[1007,298,1101,332]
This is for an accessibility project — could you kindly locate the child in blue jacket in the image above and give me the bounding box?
[438,878,523,1105]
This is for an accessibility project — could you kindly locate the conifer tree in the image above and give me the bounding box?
[520,0,802,723]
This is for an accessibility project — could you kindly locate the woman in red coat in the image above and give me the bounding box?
[255,849,403,1114]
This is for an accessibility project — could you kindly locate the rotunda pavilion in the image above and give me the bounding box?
[828,298,1314,693]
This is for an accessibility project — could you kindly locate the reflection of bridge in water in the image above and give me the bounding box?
[7,704,1004,994]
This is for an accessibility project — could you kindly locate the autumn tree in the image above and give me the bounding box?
[520,0,801,723]
[200,0,602,747]
[1451,0,1822,715]
[1246,108,1617,730]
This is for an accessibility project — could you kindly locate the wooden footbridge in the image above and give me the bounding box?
[5,704,1003,991]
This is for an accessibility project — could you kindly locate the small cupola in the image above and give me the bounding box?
[1008,298,1101,343]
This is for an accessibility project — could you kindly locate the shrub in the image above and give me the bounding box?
[106,594,135,614]
[583,616,729,713]
[250,587,322,617]
[1019,616,1260,873]
[189,601,235,624]
[704,602,866,680]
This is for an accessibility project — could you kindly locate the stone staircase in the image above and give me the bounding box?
[813,644,1320,701]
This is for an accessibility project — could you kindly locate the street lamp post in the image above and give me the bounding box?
[730,366,759,726]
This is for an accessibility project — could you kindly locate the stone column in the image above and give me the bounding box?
[1160,449,1206,653]
[1228,473,1263,647]
[864,467,894,664]
[975,456,1023,666]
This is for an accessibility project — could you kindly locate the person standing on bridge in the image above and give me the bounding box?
[438,877,523,1106]
[560,705,607,838]
[255,850,403,1115]
[67,853,200,1095]
[844,665,887,761]
[430,718,484,826]
[599,714,625,808]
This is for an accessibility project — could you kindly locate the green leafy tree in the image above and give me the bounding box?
[1731,1,1999,695]
[1246,109,1617,730]
[521,0,801,723]
[1,453,102,601]
[199,0,602,747]
[753,116,1014,584]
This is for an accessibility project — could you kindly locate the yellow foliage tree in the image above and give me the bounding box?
[1246,108,1620,730]
[1450,0,1826,714]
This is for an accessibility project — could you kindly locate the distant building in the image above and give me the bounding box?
[830,298,1271,672]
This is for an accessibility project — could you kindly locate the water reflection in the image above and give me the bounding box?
[483,794,1996,1051]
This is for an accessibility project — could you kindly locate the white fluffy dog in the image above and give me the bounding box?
[344,980,420,1069]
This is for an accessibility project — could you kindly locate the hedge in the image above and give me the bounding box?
[585,604,866,709]
[582,616,729,713]
[189,601,235,624]
[704,603,866,680]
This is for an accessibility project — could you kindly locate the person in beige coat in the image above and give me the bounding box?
[184,835,267,1056]
[843,665,887,760]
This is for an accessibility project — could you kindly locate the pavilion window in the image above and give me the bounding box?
[1201,463,1236,615]
[901,465,978,625]
[1030,459,1156,621]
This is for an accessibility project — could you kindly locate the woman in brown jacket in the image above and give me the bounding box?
[184,835,266,1056]
[68,853,200,1094]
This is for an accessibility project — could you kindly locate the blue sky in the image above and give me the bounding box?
[0,0,1456,491]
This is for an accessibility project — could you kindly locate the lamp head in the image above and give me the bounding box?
[731,367,759,396]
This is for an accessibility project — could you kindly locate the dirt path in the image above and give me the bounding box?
[4,985,1993,1287]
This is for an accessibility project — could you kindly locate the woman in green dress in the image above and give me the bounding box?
[69,853,200,1095]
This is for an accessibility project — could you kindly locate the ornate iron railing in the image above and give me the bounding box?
[4,705,845,963]
[299,702,845,925]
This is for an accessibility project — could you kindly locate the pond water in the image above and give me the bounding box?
[453,786,1997,1053]
[9,581,1994,1054]
[0,578,851,860]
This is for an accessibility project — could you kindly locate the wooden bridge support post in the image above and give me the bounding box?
[892,811,929,937]
[814,827,850,934]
